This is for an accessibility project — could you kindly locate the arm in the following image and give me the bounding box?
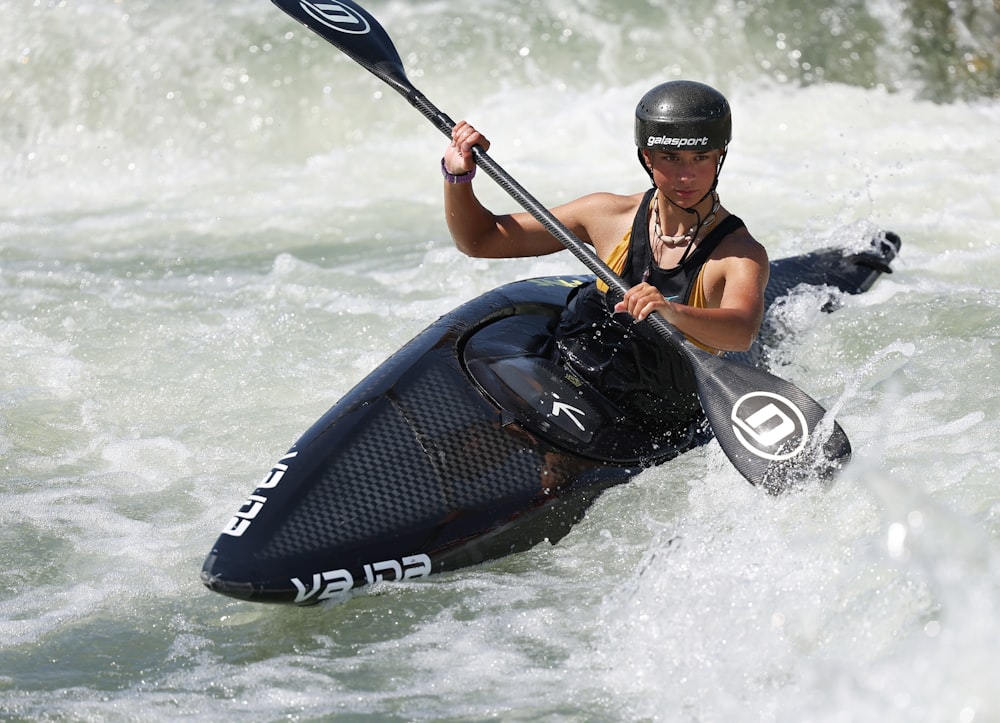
[443,122,591,259]
[614,233,770,352]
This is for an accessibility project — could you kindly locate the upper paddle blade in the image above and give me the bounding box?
[692,350,852,492]
[272,0,413,95]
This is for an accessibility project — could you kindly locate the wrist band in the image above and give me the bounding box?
[441,157,476,184]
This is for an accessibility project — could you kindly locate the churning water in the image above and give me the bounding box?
[2,0,998,720]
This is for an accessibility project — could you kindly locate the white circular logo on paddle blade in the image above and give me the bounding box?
[731,392,809,461]
[299,1,371,34]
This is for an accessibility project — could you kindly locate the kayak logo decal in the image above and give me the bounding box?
[299,0,371,34]
[550,393,586,431]
[221,451,298,537]
[730,392,808,461]
[291,554,431,604]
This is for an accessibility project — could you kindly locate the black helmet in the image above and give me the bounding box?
[634,81,732,153]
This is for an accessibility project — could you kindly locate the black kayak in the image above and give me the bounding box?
[201,231,900,605]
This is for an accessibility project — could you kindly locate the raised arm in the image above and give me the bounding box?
[442,121,587,259]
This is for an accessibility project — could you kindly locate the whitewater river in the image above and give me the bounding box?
[2,0,998,720]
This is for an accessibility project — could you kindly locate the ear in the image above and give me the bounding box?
[641,149,653,170]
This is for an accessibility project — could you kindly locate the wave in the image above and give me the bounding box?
[2,0,996,220]
[4,0,996,149]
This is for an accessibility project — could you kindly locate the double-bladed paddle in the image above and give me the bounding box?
[271,0,852,491]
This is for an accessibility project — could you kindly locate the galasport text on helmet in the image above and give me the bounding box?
[634,81,732,153]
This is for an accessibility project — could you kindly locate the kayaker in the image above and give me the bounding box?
[442,81,769,434]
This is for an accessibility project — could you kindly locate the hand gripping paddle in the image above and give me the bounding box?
[271,0,853,492]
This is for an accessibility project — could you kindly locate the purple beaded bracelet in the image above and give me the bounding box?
[441,157,476,184]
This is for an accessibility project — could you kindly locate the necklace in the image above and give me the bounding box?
[651,191,720,249]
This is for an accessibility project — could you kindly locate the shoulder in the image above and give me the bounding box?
[702,221,769,297]
[561,190,645,217]
[558,191,646,252]
[540,190,646,254]
[712,221,769,266]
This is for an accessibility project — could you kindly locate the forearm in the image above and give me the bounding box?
[615,284,762,352]
[443,182,505,258]
[658,302,761,352]
[440,121,594,259]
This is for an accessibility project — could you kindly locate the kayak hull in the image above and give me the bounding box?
[202,233,900,604]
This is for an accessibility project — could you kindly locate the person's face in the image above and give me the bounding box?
[644,148,721,208]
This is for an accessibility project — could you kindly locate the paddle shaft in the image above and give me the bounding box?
[408,92,694,351]
[270,0,853,489]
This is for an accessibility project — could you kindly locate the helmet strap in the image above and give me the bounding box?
[712,146,729,192]
[638,148,654,182]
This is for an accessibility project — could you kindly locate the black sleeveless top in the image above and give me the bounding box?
[624,187,746,304]
[552,188,746,432]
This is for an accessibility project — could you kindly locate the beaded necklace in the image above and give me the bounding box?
[645,190,721,279]
[652,190,720,249]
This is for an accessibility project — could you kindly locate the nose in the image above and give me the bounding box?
[678,158,697,178]
[676,160,697,181]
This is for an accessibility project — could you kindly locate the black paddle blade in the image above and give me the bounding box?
[693,352,852,493]
[272,0,413,96]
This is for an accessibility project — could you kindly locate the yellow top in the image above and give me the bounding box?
[595,229,633,292]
